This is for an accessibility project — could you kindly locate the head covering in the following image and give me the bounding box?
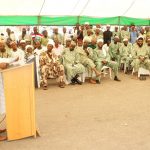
[123,38,128,42]
[92,26,96,30]
[83,37,91,43]
[66,37,72,41]
[25,39,31,42]
[70,41,76,46]
[106,24,110,27]
[137,36,144,40]
[97,39,104,43]
[25,45,33,51]
[147,38,150,41]
[47,39,54,46]
[95,28,100,31]
[53,26,58,29]
[20,40,26,43]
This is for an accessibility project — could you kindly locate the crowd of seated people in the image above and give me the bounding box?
[0,24,150,90]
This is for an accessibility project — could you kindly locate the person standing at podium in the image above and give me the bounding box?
[0,57,19,141]
[0,59,8,141]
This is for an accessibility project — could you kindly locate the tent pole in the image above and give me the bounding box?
[118,16,121,31]
[118,16,121,40]
[37,16,40,30]
[77,16,80,24]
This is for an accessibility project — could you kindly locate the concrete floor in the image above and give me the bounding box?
[1,73,150,150]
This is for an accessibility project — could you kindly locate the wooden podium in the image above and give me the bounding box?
[1,63,37,141]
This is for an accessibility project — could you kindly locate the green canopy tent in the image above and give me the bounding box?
[0,0,149,25]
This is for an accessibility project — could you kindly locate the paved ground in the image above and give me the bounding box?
[1,73,150,150]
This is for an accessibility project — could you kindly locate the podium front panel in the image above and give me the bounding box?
[2,64,36,140]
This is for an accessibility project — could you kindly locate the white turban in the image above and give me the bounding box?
[71,41,76,46]
[123,38,128,42]
[137,36,144,40]
[20,40,26,43]
[47,39,54,46]
[106,24,110,27]
[97,39,104,43]
[25,45,33,51]
[83,37,91,43]
[66,37,72,41]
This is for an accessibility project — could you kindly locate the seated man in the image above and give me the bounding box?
[109,36,121,66]
[146,38,150,58]
[62,41,85,84]
[131,36,150,73]
[25,45,34,62]
[119,38,133,73]
[34,41,46,56]
[75,38,101,83]
[93,39,120,83]
[10,41,25,66]
[39,40,65,90]
[0,41,11,58]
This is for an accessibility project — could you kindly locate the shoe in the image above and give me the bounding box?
[75,78,82,85]
[96,80,100,84]
[59,82,65,88]
[114,76,121,81]
[0,136,7,141]
[43,86,48,90]
[89,79,96,84]
[0,129,6,133]
[71,78,76,85]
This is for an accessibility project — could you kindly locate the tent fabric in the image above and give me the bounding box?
[0,0,149,25]
[0,16,149,26]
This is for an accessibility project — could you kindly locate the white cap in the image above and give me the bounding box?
[137,36,144,40]
[123,38,128,42]
[147,38,150,41]
[106,24,110,27]
[83,37,91,43]
[47,39,54,46]
[25,39,31,42]
[25,45,33,51]
[71,41,76,46]
[66,37,72,41]
[20,40,26,43]
[95,28,100,31]
[92,26,96,30]
[53,26,58,29]
[97,39,104,43]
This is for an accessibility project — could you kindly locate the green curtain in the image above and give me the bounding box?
[0,16,149,26]
[0,16,38,25]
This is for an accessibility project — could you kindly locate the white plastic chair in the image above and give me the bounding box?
[120,60,127,73]
[101,66,112,79]
[132,67,150,78]
[138,67,150,78]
